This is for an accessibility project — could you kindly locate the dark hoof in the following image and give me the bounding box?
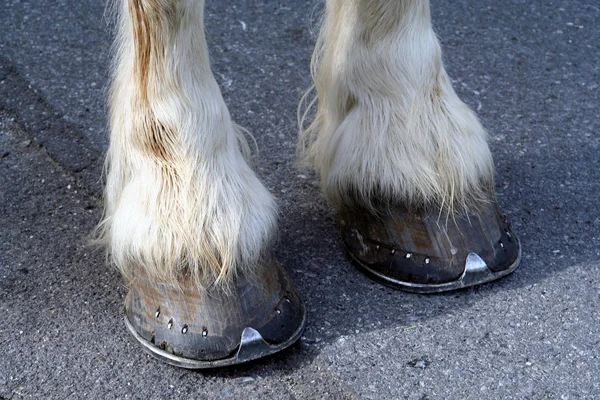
[124,259,306,369]
[339,201,521,293]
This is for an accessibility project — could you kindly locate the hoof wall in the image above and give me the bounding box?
[124,260,306,369]
[340,201,521,293]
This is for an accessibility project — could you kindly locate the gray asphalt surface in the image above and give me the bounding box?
[1,0,599,399]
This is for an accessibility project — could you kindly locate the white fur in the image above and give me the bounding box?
[299,0,495,212]
[98,0,277,286]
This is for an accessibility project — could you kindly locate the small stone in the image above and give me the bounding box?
[408,357,430,369]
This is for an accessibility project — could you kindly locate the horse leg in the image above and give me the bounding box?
[98,0,304,367]
[300,0,520,292]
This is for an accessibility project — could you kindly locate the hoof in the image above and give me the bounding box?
[124,259,306,369]
[339,201,521,293]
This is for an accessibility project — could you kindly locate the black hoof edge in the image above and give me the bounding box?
[124,260,306,369]
[340,201,521,293]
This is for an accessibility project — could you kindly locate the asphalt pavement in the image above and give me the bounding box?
[0,0,598,399]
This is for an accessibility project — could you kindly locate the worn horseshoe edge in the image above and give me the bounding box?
[343,243,522,294]
[124,303,307,369]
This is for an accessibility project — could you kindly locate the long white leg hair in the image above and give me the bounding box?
[299,0,495,213]
[97,0,277,287]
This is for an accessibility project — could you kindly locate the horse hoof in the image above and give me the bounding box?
[339,201,521,293]
[123,259,306,369]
